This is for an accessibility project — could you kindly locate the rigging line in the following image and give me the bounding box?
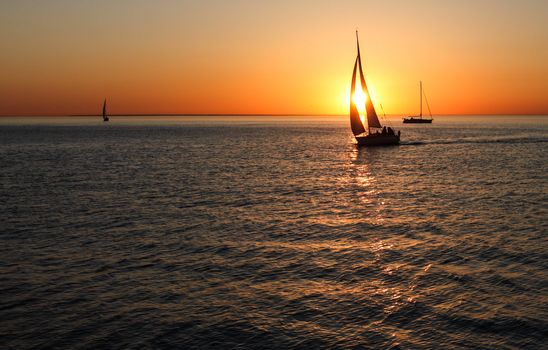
[423,88,433,117]
[378,102,394,128]
[380,103,386,118]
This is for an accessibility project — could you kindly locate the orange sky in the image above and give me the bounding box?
[1,1,547,116]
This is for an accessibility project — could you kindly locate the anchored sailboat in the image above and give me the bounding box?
[102,99,109,122]
[403,81,433,123]
[350,32,400,146]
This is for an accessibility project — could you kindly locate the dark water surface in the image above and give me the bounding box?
[1,116,547,349]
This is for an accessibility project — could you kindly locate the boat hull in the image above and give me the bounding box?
[403,117,432,124]
[356,134,400,147]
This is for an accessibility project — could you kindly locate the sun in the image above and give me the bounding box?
[352,89,367,108]
[351,87,368,125]
[346,85,371,126]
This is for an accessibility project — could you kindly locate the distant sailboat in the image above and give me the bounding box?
[350,31,400,146]
[403,81,433,123]
[102,99,109,122]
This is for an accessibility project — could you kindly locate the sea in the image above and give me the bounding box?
[1,115,547,349]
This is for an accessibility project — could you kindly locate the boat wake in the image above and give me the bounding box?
[401,136,548,146]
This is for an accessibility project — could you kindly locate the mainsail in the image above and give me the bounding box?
[356,33,382,129]
[350,57,366,136]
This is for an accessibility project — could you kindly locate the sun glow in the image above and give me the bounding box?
[350,87,368,125]
[352,88,367,108]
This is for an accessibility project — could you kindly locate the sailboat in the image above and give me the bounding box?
[403,81,433,123]
[350,31,400,147]
[102,99,109,122]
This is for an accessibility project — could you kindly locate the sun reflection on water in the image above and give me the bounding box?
[345,147,388,225]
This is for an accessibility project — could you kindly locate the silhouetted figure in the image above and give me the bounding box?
[387,127,394,135]
[398,130,401,137]
[382,126,387,134]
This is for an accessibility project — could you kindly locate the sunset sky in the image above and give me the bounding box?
[1,0,547,116]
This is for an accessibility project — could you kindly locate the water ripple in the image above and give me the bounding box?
[1,117,547,349]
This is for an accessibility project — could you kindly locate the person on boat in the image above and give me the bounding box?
[382,126,387,134]
[398,130,401,137]
[387,127,394,135]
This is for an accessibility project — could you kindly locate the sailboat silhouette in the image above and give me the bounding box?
[403,81,433,123]
[350,31,400,146]
[102,99,109,122]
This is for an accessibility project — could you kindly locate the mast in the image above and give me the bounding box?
[356,30,360,56]
[420,81,423,118]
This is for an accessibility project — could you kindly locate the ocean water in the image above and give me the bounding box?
[1,115,547,349]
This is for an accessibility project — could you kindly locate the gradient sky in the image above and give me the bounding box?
[1,0,547,115]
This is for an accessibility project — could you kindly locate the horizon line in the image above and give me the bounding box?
[1,113,547,117]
